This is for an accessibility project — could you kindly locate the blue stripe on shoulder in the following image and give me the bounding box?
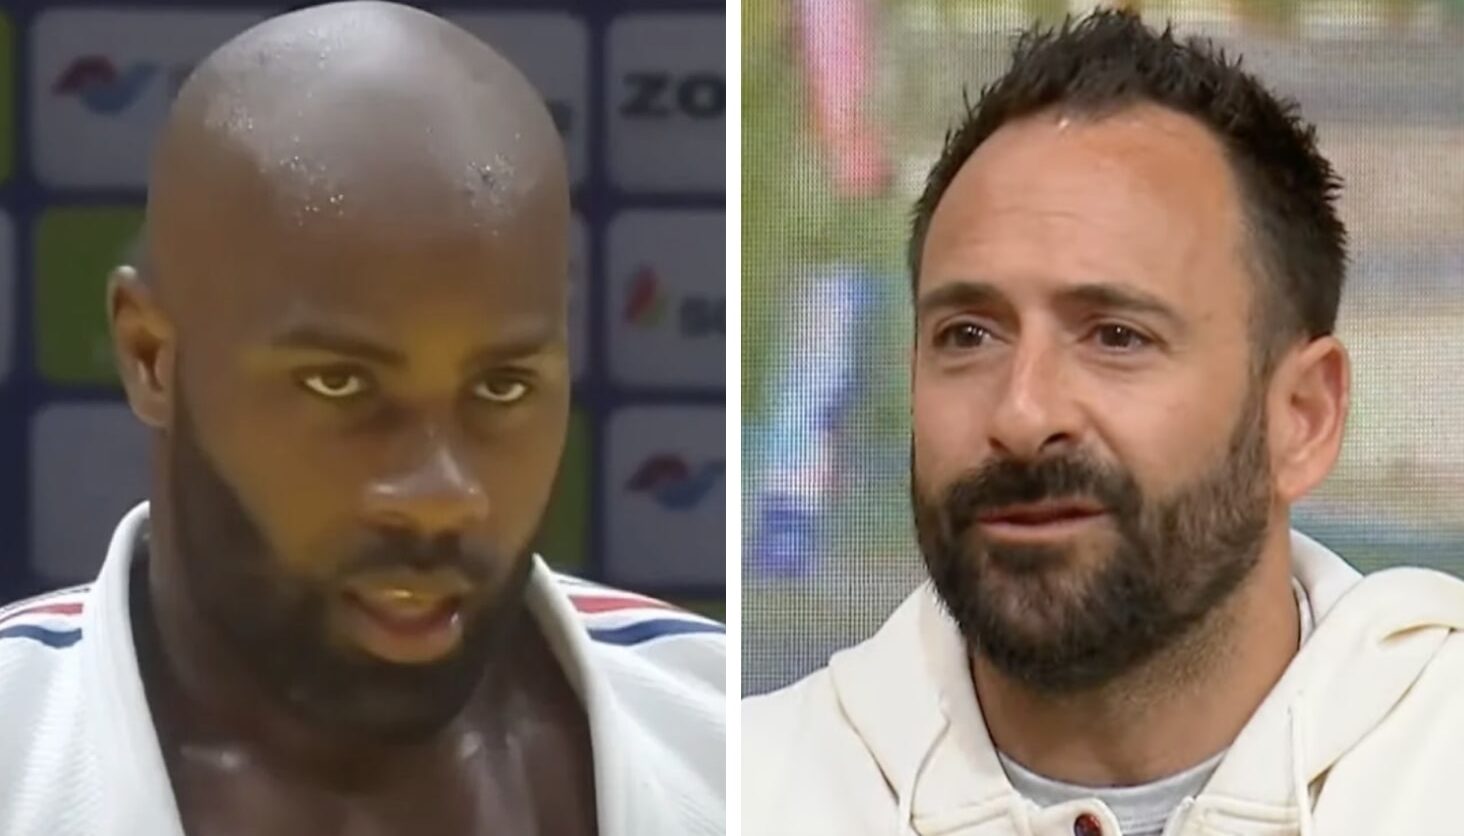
[0,625,83,649]
[589,618,724,646]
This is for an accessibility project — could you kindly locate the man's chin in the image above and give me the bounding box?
[974,523,1121,574]
[281,655,484,745]
[943,560,1132,689]
[968,593,1082,658]
[980,541,1071,578]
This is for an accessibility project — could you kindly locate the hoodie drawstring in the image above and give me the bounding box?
[894,718,947,836]
[1290,694,1315,836]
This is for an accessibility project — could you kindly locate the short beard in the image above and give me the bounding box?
[166,392,531,744]
[912,388,1272,694]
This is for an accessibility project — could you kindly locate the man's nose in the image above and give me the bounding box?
[985,337,1082,461]
[362,438,490,538]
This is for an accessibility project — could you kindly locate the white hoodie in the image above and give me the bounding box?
[743,530,1464,836]
[0,502,726,836]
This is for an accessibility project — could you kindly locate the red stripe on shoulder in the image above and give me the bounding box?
[0,600,85,626]
[569,594,679,614]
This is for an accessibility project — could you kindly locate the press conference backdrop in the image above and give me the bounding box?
[0,0,726,618]
[743,0,1464,695]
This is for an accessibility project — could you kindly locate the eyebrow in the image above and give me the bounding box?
[1059,283,1184,329]
[270,325,406,366]
[267,323,560,369]
[916,281,1006,320]
[917,279,1184,330]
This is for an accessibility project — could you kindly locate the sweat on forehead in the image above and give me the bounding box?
[143,1,568,301]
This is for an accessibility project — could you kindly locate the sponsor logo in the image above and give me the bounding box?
[606,14,724,192]
[625,454,724,510]
[618,70,724,120]
[52,56,159,114]
[623,267,670,328]
[606,407,723,586]
[33,10,268,187]
[51,55,193,115]
[622,266,723,337]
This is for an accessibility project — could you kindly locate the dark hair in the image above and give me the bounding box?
[909,9,1347,365]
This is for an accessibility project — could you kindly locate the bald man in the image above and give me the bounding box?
[0,4,724,835]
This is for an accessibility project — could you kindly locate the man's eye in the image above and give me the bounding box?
[1094,324,1151,350]
[935,321,991,349]
[472,379,530,404]
[300,370,371,399]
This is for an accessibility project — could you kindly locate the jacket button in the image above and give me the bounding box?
[1073,813,1103,836]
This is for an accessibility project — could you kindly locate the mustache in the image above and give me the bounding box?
[338,531,497,584]
[943,455,1140,534]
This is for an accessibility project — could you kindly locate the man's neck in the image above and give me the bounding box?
[974,544,1301,787]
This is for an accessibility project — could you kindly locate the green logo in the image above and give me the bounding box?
[34,206,144,386]
[534,408,591,572]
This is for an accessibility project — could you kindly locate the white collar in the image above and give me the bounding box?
[81,502,666,836]
[824,529,1372,831]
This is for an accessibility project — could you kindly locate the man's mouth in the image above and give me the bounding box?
[347,588,462,628]
[977,500,1100,527]
[338,570,473,664]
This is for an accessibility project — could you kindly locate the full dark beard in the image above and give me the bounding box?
[912,391,1272,693]
[166,397,532,744]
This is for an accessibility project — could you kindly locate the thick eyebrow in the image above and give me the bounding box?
[916,280,1007,321]
[1057,283,1185,331]
[462,327,561,366]
[269,325,406,366]
[916,279,1184,331]
[267,322,560,369]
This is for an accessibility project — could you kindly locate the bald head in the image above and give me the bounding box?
[145,0,567,301]
[111,4,578,739]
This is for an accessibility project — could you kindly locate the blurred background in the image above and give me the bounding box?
[0,0,725,618]
[743,0,1464,695]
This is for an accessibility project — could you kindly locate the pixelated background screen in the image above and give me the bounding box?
[742,0,1464,695]
[0,0,726,619]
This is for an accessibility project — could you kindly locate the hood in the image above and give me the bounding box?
[824,530,1464,835]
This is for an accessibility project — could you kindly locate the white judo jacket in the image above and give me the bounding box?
[0,502,725,836]
[744,530,1464,836]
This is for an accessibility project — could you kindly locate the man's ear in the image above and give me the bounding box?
[108,266,175,429]
[1266,335,1350,503]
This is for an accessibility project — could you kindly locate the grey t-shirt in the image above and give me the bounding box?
[1000,748,1222,836]
[996,579,1314,836]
